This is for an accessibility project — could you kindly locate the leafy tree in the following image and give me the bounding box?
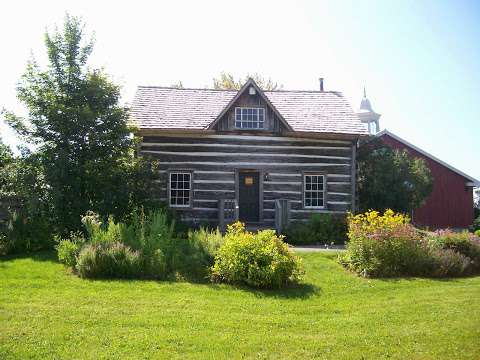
[0,138,14,199]
[357,138,433,214]
[4,15,156,235]
[212,72,283,90]
[170,80,184,89]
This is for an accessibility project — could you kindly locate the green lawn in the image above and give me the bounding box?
[1,252,479,359]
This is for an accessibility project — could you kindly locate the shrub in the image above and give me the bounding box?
[0,211,53,255]
[0,233,7,256]
[427,229,480,273]
[76,242,142,279]
[56,239,80,267]
[55,232,85,267]
[340,210,480,278]
[187,227,223,264]
[475,230,480,237]
[339,210,430,277]
[179,227,224,280]
[211,222,303,288]
[73,209,205,280]
[472,215,480,232]
[81,212,122,245]
[429,249,472,277]
[284,213,347,245]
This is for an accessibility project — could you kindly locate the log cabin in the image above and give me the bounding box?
[130,78,368,231]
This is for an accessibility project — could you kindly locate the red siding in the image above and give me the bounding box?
[379,134,474,229]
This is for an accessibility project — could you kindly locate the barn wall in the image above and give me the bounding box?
[140,133,355,226]
[381,134,474,229]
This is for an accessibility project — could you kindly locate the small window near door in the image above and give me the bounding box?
[304,174,325,209]
[169,172,191,207]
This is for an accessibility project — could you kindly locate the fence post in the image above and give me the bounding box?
[275,199,290,234]
[218,199,225,233]
[234,200,239,222]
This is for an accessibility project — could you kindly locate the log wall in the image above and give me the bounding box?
[140,133,355,226]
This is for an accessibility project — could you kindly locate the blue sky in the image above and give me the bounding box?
[1,0,479,180]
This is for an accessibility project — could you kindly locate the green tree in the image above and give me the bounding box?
[170,80,184,89]
[357,138,433,214]
[0,138,14,198]
[212,72,283,90]
[4,15,156,234]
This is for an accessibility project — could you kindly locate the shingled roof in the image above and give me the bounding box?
[130,81,367,135]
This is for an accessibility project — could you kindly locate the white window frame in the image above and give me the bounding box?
[169,171,192,208]
[234,107,265,129]
[303,174,325,209]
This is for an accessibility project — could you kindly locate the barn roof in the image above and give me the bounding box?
[130,79,367,136]
[378,130,480,187]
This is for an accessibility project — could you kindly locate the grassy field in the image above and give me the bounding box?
[1,251,479,359]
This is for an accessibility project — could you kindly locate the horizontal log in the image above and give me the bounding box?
[194,191,236,201]
[192,200,218,209]
[141,144,351,157]
[263,192,301,201]
[142,142,351,151]
[143,150,351,162]
[155,161,350,169]
[326,183,351,193]
[142,134,352,145]
[264,183,301,192]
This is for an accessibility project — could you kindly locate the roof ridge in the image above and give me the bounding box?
[137,85,343,94]
[137,86,236,92]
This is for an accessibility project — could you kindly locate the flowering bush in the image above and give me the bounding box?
[340,210,480,278]
[340,209,431,277]
[211,222,304,288]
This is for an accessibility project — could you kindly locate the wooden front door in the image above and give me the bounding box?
[239,171,260,222]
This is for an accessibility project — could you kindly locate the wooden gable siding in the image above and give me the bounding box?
[214,91,286,133]
[141,133,355,226]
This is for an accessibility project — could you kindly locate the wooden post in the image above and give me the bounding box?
[351,142,357,213]
[234,199,239,222]
[218,199,225,232]
[275,199,290,234]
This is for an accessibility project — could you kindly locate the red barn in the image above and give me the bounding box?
[377,130,479,229]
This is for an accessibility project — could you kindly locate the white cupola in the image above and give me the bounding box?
[357,87,381,135]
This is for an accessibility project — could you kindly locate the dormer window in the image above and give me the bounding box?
[235,107,265,129]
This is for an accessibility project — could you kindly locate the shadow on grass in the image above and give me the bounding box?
[75,271,320,299]
[374,275,471,283]
[0,250,57,263]
[206,281,321,299]
[245,282,321,299]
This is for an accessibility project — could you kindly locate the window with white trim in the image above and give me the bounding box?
[235,107,265,129]
[304,174,325,208]
[169,172,191,207]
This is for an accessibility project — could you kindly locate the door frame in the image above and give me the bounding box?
[235,169,264,224]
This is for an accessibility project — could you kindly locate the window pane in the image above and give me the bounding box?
[170,173,190,207]
[304,175,324,208]
[235,107,265,129]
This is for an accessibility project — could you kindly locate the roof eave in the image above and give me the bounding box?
[377,129,480,186]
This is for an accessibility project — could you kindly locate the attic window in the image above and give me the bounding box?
[235,107,265,129]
